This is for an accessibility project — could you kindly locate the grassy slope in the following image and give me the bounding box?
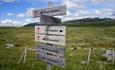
[62,20,115,27]
[0,26,115,70]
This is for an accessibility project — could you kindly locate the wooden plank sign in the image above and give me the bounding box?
[35,34,65,46]
[35,26,66,35]
[40,15,61,25]
[36,44,64,57]
[33,5,66,18]
[36,52,65,67]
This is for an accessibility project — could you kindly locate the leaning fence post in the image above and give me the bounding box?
[19,47,25,63]
[23,46,28,63]
[112,48,115,64]
[87,48,92,65]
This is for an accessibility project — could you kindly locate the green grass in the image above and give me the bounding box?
[0,26,115,70]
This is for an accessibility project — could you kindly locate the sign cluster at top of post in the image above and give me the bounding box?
[33,3,66,68]
[33,5,66,18]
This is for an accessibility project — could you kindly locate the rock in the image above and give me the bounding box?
[81,60,87,64]
[102,50,115,61]
[6,44,14,48]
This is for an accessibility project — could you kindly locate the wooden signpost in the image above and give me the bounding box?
[33,0,66,70]
[40,15,61,25]
[35,34,65,46]
[33,5,66,18]
[36,44,65,67]
[35,26,66,35]
[36,44,64,57]
[36,52,65,67]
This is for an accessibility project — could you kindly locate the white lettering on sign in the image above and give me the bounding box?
[35,26,66,35]
[33,5,66,18]
[35,34,65,46]
[36,44,64,57]
[36,52,65,67]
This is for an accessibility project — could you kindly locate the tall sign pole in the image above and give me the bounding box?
[47,1,52,70]
[47,1,53,70]
[33,0,66,70]
[48,0,53,9]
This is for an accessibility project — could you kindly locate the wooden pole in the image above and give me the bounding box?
[48,0,53,9]
[112,48,114,64]
[46,26,52,70]
[87,48,92,65]
[19,48,25,63]
[46,0,53,70]
[23,46,28,63]
[47,63,52,70]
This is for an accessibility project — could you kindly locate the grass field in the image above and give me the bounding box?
[0,26,115,70]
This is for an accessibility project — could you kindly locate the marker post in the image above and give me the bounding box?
[112,48,115,64]
[46,25,52,70]
[87,48,92,65]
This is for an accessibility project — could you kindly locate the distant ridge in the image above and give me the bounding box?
[23,17,115,27]
[23,22,39,27]
[64,17,113,23]
[62,17,115,26]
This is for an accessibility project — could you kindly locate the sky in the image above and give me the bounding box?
[0,0,115,26]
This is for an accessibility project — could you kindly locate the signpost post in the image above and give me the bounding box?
[33,0,66,70]
[35,34,65,46]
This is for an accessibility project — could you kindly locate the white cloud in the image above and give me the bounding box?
[26,19,32,22]
[7,13,14,16]
[26,18,39,23]
[0,0,15,3]
[67,10,74,16]
[16,7,36,18]
[62,8,115,21]
[26,8,36,17]
[92,0,115,3]
[17,13,25,18]
[95,10,101,15]
[62,0,83,9]
[0,18,40,27]
[0,19,21,27]
[1,19,12,24]
[27,0,61,3]
[0,19,30,27]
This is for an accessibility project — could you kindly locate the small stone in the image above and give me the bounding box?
[81,60,87,64]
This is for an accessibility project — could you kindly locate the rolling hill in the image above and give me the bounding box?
[23,17,115,27]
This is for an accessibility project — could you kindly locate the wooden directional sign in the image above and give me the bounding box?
[36,52,65,67]
[33,5,66,18]
[40,15,61,25]
[36,44,64,57]
[35,26,66,35]
[35,34,65,46]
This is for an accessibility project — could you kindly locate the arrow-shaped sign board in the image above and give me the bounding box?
[35,34,65,46]
[36,52,65,67]
[33,5,66,18]
[36,44,64,57]
[35,26,66,35]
